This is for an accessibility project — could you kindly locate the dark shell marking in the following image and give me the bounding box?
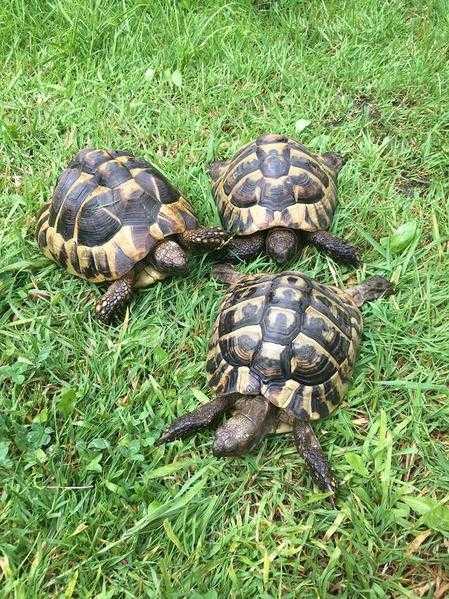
[37,149,198,283]
[207,272,363,421]
[213,135,338,235]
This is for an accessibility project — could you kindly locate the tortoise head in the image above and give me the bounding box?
[321,152,347,176]
[265,228,299,263]
[213,396,276,457]
[152,239,188,274]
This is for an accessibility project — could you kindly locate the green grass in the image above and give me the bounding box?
[1,0,449,596]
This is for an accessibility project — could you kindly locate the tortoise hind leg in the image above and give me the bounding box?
[95,271,135,324]
[156,396,231,446]
[293,420,337,500]
[304,230,360,267]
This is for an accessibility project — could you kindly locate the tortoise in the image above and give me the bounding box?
[209,133,360,266]
[36,148,229,323]
[157,264,393,498]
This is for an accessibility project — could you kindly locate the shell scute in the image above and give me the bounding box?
[251,341,289,381]
[289,155,330,187]
[222,156,260,197]
[96,160,133,188]
[49,167,82,227]
[258,148,290,178]
[69,148,112,173]
[290,334,339,385]
[55,174,99,241]
[219,325,262,368]
[219,294,266,337]
[262,306,299,344]
[228,177,260,208]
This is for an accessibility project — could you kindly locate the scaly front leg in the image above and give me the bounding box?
[305,230,360,267]
[293,420,337,500]
[95,271,135,324]
[156,396,231,445]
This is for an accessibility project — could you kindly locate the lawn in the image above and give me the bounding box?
[1,0,449,596]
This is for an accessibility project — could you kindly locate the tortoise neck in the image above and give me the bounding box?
[347,276,394,307]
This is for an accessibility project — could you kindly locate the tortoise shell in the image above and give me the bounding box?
[206,272,363,421]
[213,134,338,236]
[36,149,198,284]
